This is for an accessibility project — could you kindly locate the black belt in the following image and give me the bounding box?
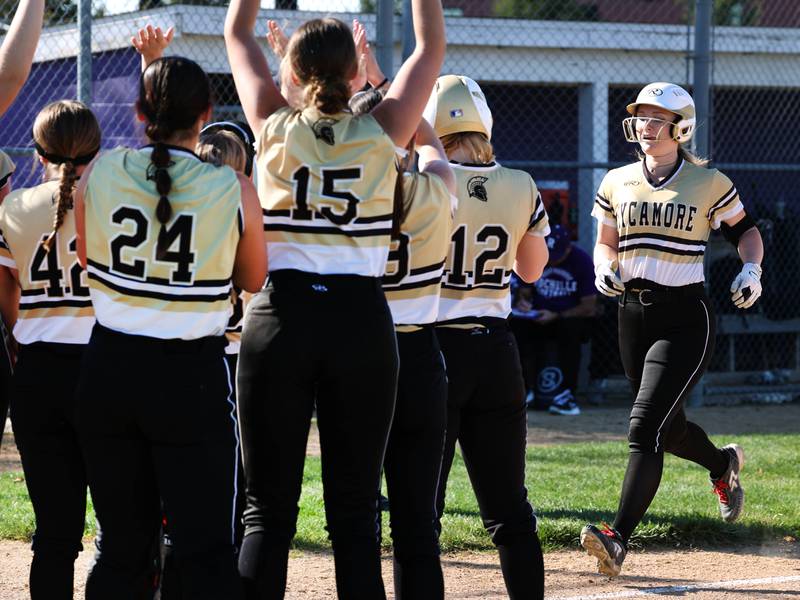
[621,282,705,306]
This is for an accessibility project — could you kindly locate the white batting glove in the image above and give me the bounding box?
[730,262,762,309]
[594,258,624,297]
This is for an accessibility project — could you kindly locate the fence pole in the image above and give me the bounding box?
[375,0,394,78]
[688,0,713,408]
[693,0,712,160]
[401,0,413,61]
[77,0,92,105]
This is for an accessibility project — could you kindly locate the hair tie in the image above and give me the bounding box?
[34,141,98,166]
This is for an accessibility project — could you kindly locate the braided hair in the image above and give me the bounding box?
[32,100,101,252]
[349,87,412,239]
[137,56,210,259]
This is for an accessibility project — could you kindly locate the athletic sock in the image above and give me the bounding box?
[613,452,664,544]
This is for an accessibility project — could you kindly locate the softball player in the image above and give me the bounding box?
[352,86,456,599]
[0,100,99,599]
[425,75,550,600]
[225,0,444,596]
[581,82,763,577]
[0,152,15,452]
[73,56,266,599]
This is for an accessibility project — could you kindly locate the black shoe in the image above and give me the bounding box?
[580,523,626,577]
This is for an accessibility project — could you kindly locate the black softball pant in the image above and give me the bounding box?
[435,324,544,600]
[237,270,399,600]
[11,342,86,600]
[158,352,246,600]
[614,291,728,542]
[76,324,242,600]
[384,327,447,600]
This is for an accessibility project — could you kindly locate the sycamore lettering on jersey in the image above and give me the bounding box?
[0,179,94,344]
[257,107,398,277]
[438,162,550,323]
[383,171,453,327]
[592,157,744,287]
[84,147,242,340]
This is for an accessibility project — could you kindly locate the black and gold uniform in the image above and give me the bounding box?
[0,177,93,598]
[76,146,244,599]
[381,170,453,598]
[237,106,400,599]
[435,160,549,600]
[590,155,749,547]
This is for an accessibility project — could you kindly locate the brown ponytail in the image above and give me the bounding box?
[137,56,210,258]
[32,100,101,253]
[288,18,357,115]
[149,142,173,259]
[42,161,78,252]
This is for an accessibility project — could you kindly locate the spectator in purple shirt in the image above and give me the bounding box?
[511,225,597,415]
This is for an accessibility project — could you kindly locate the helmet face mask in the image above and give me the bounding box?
[624,82,696,144]
[622,115,677,144]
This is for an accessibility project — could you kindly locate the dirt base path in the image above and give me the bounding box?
[1,540,798,599]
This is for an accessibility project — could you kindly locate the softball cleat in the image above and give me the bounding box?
[711,443,745,523]
[580,523,627,577]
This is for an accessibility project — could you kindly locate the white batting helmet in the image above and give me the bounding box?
[423,75,493,141]
[624,82,696,144]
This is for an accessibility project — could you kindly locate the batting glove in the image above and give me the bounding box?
[730,262,762,309]
[594,258,624,297]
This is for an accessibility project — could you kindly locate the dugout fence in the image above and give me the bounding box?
[0,0,798,403]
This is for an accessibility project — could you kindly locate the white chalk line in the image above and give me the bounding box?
[545,574,800,600]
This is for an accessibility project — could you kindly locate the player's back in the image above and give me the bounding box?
[438,161,548,323]
[0,179,94,344]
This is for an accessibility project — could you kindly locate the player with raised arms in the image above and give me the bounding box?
[224,0,444,597]
[0,100,99,599]
[350,74,456,597]
[581,82,763,577]
[426,75,550,599]
[73,55,266,599]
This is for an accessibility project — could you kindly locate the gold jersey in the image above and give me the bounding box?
[591,157,744,287]
[0,179,94,344]
[84,147,242,340]
[256,106,397,277]
[438,161,550,323]
[383,171,454,327]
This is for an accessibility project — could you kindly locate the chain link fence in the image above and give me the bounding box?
[1,0,798,401]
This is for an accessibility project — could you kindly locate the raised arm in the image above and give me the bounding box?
[224,0,287,136]
[415,118,455,195]
[371,0,445,147]
[0,0,44,116]
[132,25,174,72]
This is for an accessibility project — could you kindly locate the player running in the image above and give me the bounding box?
[427,74,550,600]
[581,82,763,577]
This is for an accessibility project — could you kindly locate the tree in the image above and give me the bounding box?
[494,0,598,21]
[360,0,402,13]
[45,0,77,25]
[685,0,761,26]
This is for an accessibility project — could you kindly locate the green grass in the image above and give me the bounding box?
[1,433,798,552]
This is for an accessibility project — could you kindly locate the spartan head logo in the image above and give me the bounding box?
[467,176,489,201]
[312,118,338,146]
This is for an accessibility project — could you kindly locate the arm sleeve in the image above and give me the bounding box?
[591,173,616,228]
[526,178,550,237]
[707,170,744,230]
